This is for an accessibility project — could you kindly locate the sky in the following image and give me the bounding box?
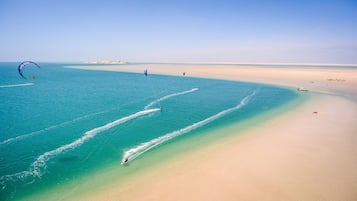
[0,0,356,64]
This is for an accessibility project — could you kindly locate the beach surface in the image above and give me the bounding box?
[69,64,357,200]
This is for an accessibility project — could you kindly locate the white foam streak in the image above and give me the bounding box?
[0,83,34,88]
[123,91,256,163]
[0,110,111,145]
[144,88,199,109]
[1,108,160,183]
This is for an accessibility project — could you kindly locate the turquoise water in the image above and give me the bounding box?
[0,63,297,200]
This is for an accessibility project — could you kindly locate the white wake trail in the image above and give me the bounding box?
[144,88,199,109]
[0,108,160,184]
[0,110,112,146]
[122,91,256,164]
[0,83,34,88]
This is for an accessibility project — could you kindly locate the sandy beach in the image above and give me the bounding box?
[69,64,357,200]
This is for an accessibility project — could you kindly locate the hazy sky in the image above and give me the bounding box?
[1,0,356,63]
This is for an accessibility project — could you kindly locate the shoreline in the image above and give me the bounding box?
[50,64,357,200]
[68,64,357,98]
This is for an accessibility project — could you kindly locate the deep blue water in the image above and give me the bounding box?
[0,62,297,200]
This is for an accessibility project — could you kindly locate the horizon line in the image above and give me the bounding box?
[1,61,357,67]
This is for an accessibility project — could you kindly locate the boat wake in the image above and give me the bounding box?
[0,87,202,193]
[0,83,34,88]
[1,87,200,184]
[0,108,160,187]
[1,88,199,146]
[144,88,199,109]
[122,91,256,164]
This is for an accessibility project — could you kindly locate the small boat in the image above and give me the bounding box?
[297,87,308,92]
[121,158,128,165]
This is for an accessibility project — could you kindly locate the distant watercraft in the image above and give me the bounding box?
[297,87,308,92]
[121,157,128,165]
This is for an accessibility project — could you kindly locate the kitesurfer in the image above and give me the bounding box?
[18,61,41,79]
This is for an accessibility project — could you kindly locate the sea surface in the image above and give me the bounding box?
[0,62,298,200]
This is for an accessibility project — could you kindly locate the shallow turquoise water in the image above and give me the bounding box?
[0,62,297,200]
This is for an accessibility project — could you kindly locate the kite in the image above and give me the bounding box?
[18,61,41,79]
